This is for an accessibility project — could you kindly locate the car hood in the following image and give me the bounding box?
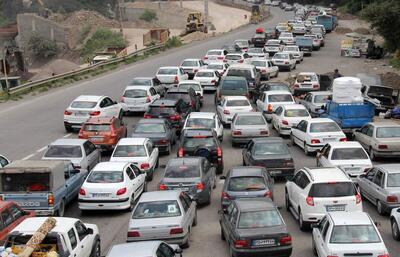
[129,216,183,228]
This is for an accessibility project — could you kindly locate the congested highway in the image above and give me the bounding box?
[1,5,400,257]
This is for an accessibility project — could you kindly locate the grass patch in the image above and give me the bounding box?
[389,57,400,69]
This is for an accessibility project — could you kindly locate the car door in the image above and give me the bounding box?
[67,227,80,257]
[146,140,158,170]
[216,99,225,118]
[158,243,177,257]
[289,170,309,209]
[355,125,370,149]
[242,141,254,165]
[74,221,93,257]
[360,168,377,199]
[292,120,307,146]
[84,141,99,172]
[272,106,283,128]
[371,169,385,204]
[256,93,266,112]
[150,87,160,102]
[125,165,138,199]
[102,97,119,117]
[64,162,81,201]
[179,193,192,233]
[0,208,15,237]
[226,205,239,245]
[215,116,224,138]
[302,94,312,111]
[317,144,331,167]
[131,164,146,196]
[314,217,330,257]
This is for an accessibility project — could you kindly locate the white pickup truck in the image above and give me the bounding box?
[5,217,100,257]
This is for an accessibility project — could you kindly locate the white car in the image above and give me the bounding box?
[120,86,160,113]
[110,138,159,181]
[285,167,362,230]
[391,207,400,240]
[271,104,311,135]
[291,118,347,155]
[183,112,224,141]
[216,96,253,125]
[0,155,10,168]
[233,39,250,52]
[271,52,296,71]
[249,59,279,79]
[264,39,282,56]
[312,212,388,257]
[106,242,182,257]
[206,62,229,76]
[193,69,220,91]
[316,141,373,178]
[203,49,227,63]
[304,34,321,50]
[180,58,206,79]
[178,80,204,105]
[156,66,188,87]
[282,45,304,62]
[279,32,295,45]
[78,162,146,211]
[224,52,249,65]
[293,72,320,95]
[64,95,122,132]
[256,90,295,121]
[246,48,268,59]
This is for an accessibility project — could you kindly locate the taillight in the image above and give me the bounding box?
[146,96,151,103]
[311,139,320,144]
[387,195,398,203]
[116,187,127,195]
[64,110,72,115]
[267,104,273,113]
[143,114,152,118]
[158,139,168,145]
[159,184,167,190]
[48,193,54,206]
[339,137,347,142]
[89,111,101,116]
[197,182,204,190]
[203,56,208,60]
[127,231,140,237]
[120,96,125,103]
[74,165,81,169]
[170,228,184,235]
[217,56,224,60]
[169,114,181,121]
[306,196,314,206]
[378,254,390,257]
[312,84,319,88]
[79,188,86,196]
[221,192,230,200]
[178,147,184,157]
[282,120,289,125]
[279,235,292,245]
[233,130,242,135]
[174,76,179,83]
[260,130,268,135]
[239,59,244,63]
[140,163,150,170]
[264,190,272,198]
[211,80,216,84]
[356,193,362,204]
[223,109,230,115]
[217,147,222,157]
[378,144,388,149]
[234,239,248,248]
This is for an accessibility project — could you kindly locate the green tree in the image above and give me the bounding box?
[81,27,126,59]
[139,9,157,22]
[28,33,58,58]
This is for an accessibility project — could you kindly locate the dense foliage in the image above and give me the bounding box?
[139,9,157,22]
[81,28,126,59]
[28,33,58,58]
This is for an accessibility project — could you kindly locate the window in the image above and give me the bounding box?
[366,168,377,181]
[130,164,141,177]
[133,201,181,219]
[126,166,136,180]
[84,142,92,156]
[304,94,312,102]
[238,209,283,229]
[158,243,175,257]
[229,206,238,225]
[360,125,369,135]
[321,220,330,241]
[330,225,381,244]
[9,204,24,220]
[319,217,327,232]
[179,195,189,212]
[0,156,9,167]
[146,141,154,155]
[1,210,13,227]
[68,228,77,249]
[150,88,156,96]
[366,126,374,137]
[75,221,88,241]
[298,173,310,189]
[373,171,383,187]
[293,171,303,186]
[275,107,283,116]
[181,193,192,208]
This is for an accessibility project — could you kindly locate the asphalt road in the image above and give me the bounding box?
[1,6,399,257]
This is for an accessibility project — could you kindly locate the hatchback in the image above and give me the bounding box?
[178,80,204,106]
[256,91,295,121]
[225,64,260,96]
[120,86,160,113]
[231,112,269,146]
[271,104,311,135]
[165,87,200,112]
[193,69,220,91]
[180,58,206,79]
[217,96,253,125]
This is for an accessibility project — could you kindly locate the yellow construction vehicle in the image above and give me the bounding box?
[185,12,208,34]
[250,5,263,24]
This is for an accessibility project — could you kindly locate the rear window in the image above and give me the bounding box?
[234,41,249,47]
[266,40,280,46]
[148,107,175,116]
[284,46,298,51]
[113,145,147,157]
[181,60,198,66]
[226,99,250,107]
[183,137,216,148]
[83,124,111,132]
[248,48,263,53]
[158,69,177,75]
[251,61,266,67]
[309,182,356,197]
[284,109,309,117]
[268,94,293,102]
[71,101,97,109]
[123,89,147,98]
[228,176,266,191]
[1,173,50,192]
[221,80,247,91]
[87,171,123,183]
[44,145,82,158]
[273,53,289,59]
[253,143,289,155]
[235,115,265,126]
[330,225,381,244]
[238,210,283,229]
[226,69,252,79]
[297,74,318,82]
[331,148,369,160]
[368,86,392,96]
[134,124,166,133]
[196,72,214,77]
[165,164,200,178]
[186,118,214,129]
[226,55,241,60]
[310,122,341,133]
[165,93,190,102]
[207,50,222,56]
[179,83,201,91]
[268,85,289,91]
[376,127,400,138]
[387,173,400,187]
[129,78,151,86]
[133,200,181,219]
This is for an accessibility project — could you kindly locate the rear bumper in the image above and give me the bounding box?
[78,198,130,210]
[155,144,170,153]
[121,103,150,112]
[231,245,292,257]
[127,234,187,245]
[266,168,295,178]
[380,202,400,213]
[34,209,56,216]
[372,149,400,158]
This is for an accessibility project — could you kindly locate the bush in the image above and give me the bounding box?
[81,28,127,60]
[165,36,182,48]
[140,9,157,22]
[28,34,58,58]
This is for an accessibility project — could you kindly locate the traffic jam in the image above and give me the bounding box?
[0,3,400,257]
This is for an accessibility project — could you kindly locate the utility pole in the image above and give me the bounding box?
[2,47,10,96]
[204,0,209,32]
[117,0,124,35]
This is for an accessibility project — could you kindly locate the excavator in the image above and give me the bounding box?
[185,12,208,34]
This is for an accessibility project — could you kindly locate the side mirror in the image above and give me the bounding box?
[113,101,118,105]
[87,228,94,235]
[359,174,366,178]
[220,175,226,180]
[355,129,361,133]
[174,248,183,254]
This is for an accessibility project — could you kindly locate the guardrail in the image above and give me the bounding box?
[8,43,165,96]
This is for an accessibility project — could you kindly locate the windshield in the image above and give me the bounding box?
[165,164,200,178]
[310,122,341,133]
[207,50,222,56]
[228,176,266,191]
[196,71,214,77]
[221,80,247,90]
[179,83,201,91]
[133,201,181,219]
[251,61,266,67]
[226,55,241,60]
[158,68,177,75]
[238,210,283,229]
[309,182,356,197]
[207,64,224,70]
[273,53,289,59]
[330,225,381,244]
[268,94,293,102]
[297,74,318,82]
[71,101,97,109]
[331,148,369,160]
[183,137,216,148]
[248,48,263,53]
[254,143,289,155]
[376,127,400,138]
[227,69,252,79]
[314,94,331,103]
[134,124,166,133]
[83,124,110,132]
[235,115,265,126]
[181,60,198,66]
[87,171,123,183]
[44,145,82,158]
[226,99,250,106]
[284,109,309,117]
[387,173,400,187]
[112,145,147,157]
[187,118,214,129]
[123,89,147,98]
[129,78,151,86]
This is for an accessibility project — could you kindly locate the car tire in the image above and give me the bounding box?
[217,165,223,175]
[193,210,198,226]
[369,147,376,161]
[90,240,101,257]
[299,209,309,231]
[155,158,159,168]
[391,219,400,241]
[304,143,310,155]
[166,144,171,155]
[290,133,295,146]
[275,71,279,77]
[143,182,147,192]
[65,126,73,133]
[377,200,386,215]
[181,229,191,248]
[220,226,226,241]
[56,200,65,217]
[205,190,212,205]
[242,158,246,166]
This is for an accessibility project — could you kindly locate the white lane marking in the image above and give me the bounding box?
[63,133,72,138]
[37,146,47,152]
[22,154,35,160]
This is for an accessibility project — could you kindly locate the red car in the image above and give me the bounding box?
[0,201,35,242]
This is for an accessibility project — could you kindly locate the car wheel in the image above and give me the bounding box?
[181,229,191,248]
[312,238,318,256]
[192,210,198,226]
[316,159,320,167]
[377,200,386,215]
[220,226,226,241]
[304,143,310,155]
[128,194,135,211]
[143,182,147,192]
[65,126,72,133]
[155,158,159,168]
[285,190,291,211]
[56,200,65,217]
[205,190,212,205]
[369,147,376,161]
[90,240,101,257]
[166,144,171,155]
[275,71,279,77]
[242,158,246,166]
[299,209,309,231]
[391,219,400,241]
[293,64,296,69]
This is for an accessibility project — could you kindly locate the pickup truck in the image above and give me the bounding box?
[5,217,100,257]
[0,160,86,216]
[319,101,375,134]
[295,36,313,56]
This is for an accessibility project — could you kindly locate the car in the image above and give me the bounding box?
[391,207,400,240]
[127,191,197,248]
[224,64,260,95]
[284,5,294,11]
[246,48,268,59]
[178,80,204,106]
[126,77,165,97]
[0,201,34,243]
[271,104,311,136]
[231,112,269,145]
[106,241,182,257]
[78,117,127,150]
[256,82,291,99]
[285,167,362,230]
[291,24,306,35]
[131,118,177,155]
[224,52,249,65]
[271,0,280,6]
[353,122,400,160]
[206,62,229,76]
[312,212,388,257]
[298,91,332,117]
[43,138,101,174]
[215,76,249,104]
[304,34,321,50]
[203,49,228,64]
[183,112,224,141]
[233,39,250,52]
[278,32,295,45]
[180,58,206,79]
[271,52,296,71]
[282,45,304,63]
[110,138,159,181]
[251,34,267,47]
[265,28,277,39]
[264,39,282,56]
[144,99,191,133]
[249,59,279,80]
[0,155,10,168]
[316,141,372,178]
[120,85,161,113]
[217,96,253,125]
[63,95,123,132]
[357,164,400,215]
[219,198,292,257]
[312,32,325,47]
[290,118,347,155]
[78,162,146,211]
[156,66,188,87]
[242,137,295,178]
[193,69,220,91]
[293,72,320,95]
[256,91,295,121]
[220,166,274,209]
[165,87,200,112]
[159,157,216,205]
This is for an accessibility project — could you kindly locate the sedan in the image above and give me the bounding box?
[264,39,282,56]
[106,241,182,257]
[178,80,204,106]
[247,48,268,59]
[159,157,216,205]
[156,67,188,87]
[271,104,311,136]
[220,166,274,209]
[282,45,303,63]
[271,52,296,71]
[231,112,269,146]
[293,72,320,95]
[278,32,295,45]
[217,96,253,125]
[183,112,224,141]
[224,53,249,65]
[120,86,160,113]
[249,59,279,80]
[127,191,197,248]
[206,62,229,76]
[193,69,220,91]
[219,198,292,257]
[298,91,332,117]
[78,162,145,211]
[242,137,295,178]
[180,58,206,79]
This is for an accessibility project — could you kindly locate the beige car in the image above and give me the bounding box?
[353,122,400,160]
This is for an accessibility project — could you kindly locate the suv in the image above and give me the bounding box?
[285,167,362,230]
[144,99,190,133]
[165,87,200,112]
[215,76,249,104]
[225,64,260,96]
[178,129,223,174]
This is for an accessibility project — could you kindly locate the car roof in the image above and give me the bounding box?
[107,242,160,257]
[179,80,201,85]
[93,161,129,171]
[117,138,147,145]
[73,95,103,102]
[252,137,284,144]
[308,118,335,123]
[85,116,115,124]
[158,66,179,70]
[328,212,372,226]
[188,112,216,119]
[167,88,189,93]
[13,217,83,234]
[208,62,225,65]
[230,166,265,177]
[305,167,350,182]
[224,96,249,100]
[49,138,86,146]
[207,49,224,52]
[133,77,152,80]
[235,198,276,211]
[368,122,400,128]
[264,90,292,95]
[327,141,363,148]
[137,118,166,124]
[139,191,182,202]
[182,58,200,62]
[226,53,243,56]
[150,99,178,106]
[124,85,151,90]
[375,164,400,174]
[281,104,307,110]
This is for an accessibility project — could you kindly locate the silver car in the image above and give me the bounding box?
[353,122,400,160]
[356,164,400,215]
[231,112,269,146]
[298,91,332,117]
[127,191,197,248]
[106,241,182,257]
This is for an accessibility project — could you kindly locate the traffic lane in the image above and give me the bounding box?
[0,7,290,161]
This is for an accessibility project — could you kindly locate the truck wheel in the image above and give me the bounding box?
[56,200,65,217]
[90,240,101,257]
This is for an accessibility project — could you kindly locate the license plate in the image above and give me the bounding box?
[75,112,87,116]
[178,187,189,192]
[344,167,360,172]
[252,239,275,247]
[270,170,281,175]
[92,193,111,198]
[326,205,345,212]
[301,84,312,88]
[90,137,104,142]
[323,138,337,142]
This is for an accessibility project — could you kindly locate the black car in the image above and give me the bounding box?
[252,82,291,101]
[131,118,176,154]
[165,87,200,112]
[219,198,292,257]
[251,34,267,48]
[144,99,190,133]
[242,138,294,178]
[178,128,223,174]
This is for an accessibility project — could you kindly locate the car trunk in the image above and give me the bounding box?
[162,177,202,195]
[81,182,125,200]
[376,138,400,152]
[129,216,183,239]
[311,132,345,144]
[237,225,288,249]
[252,155,293,170]
[156,75,177,84]
[109,156,149,171]
[331,159,371,177]
[232,124,268,137]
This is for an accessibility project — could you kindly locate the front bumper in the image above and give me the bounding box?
[78,197,130,210]
[231,245,292,257]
